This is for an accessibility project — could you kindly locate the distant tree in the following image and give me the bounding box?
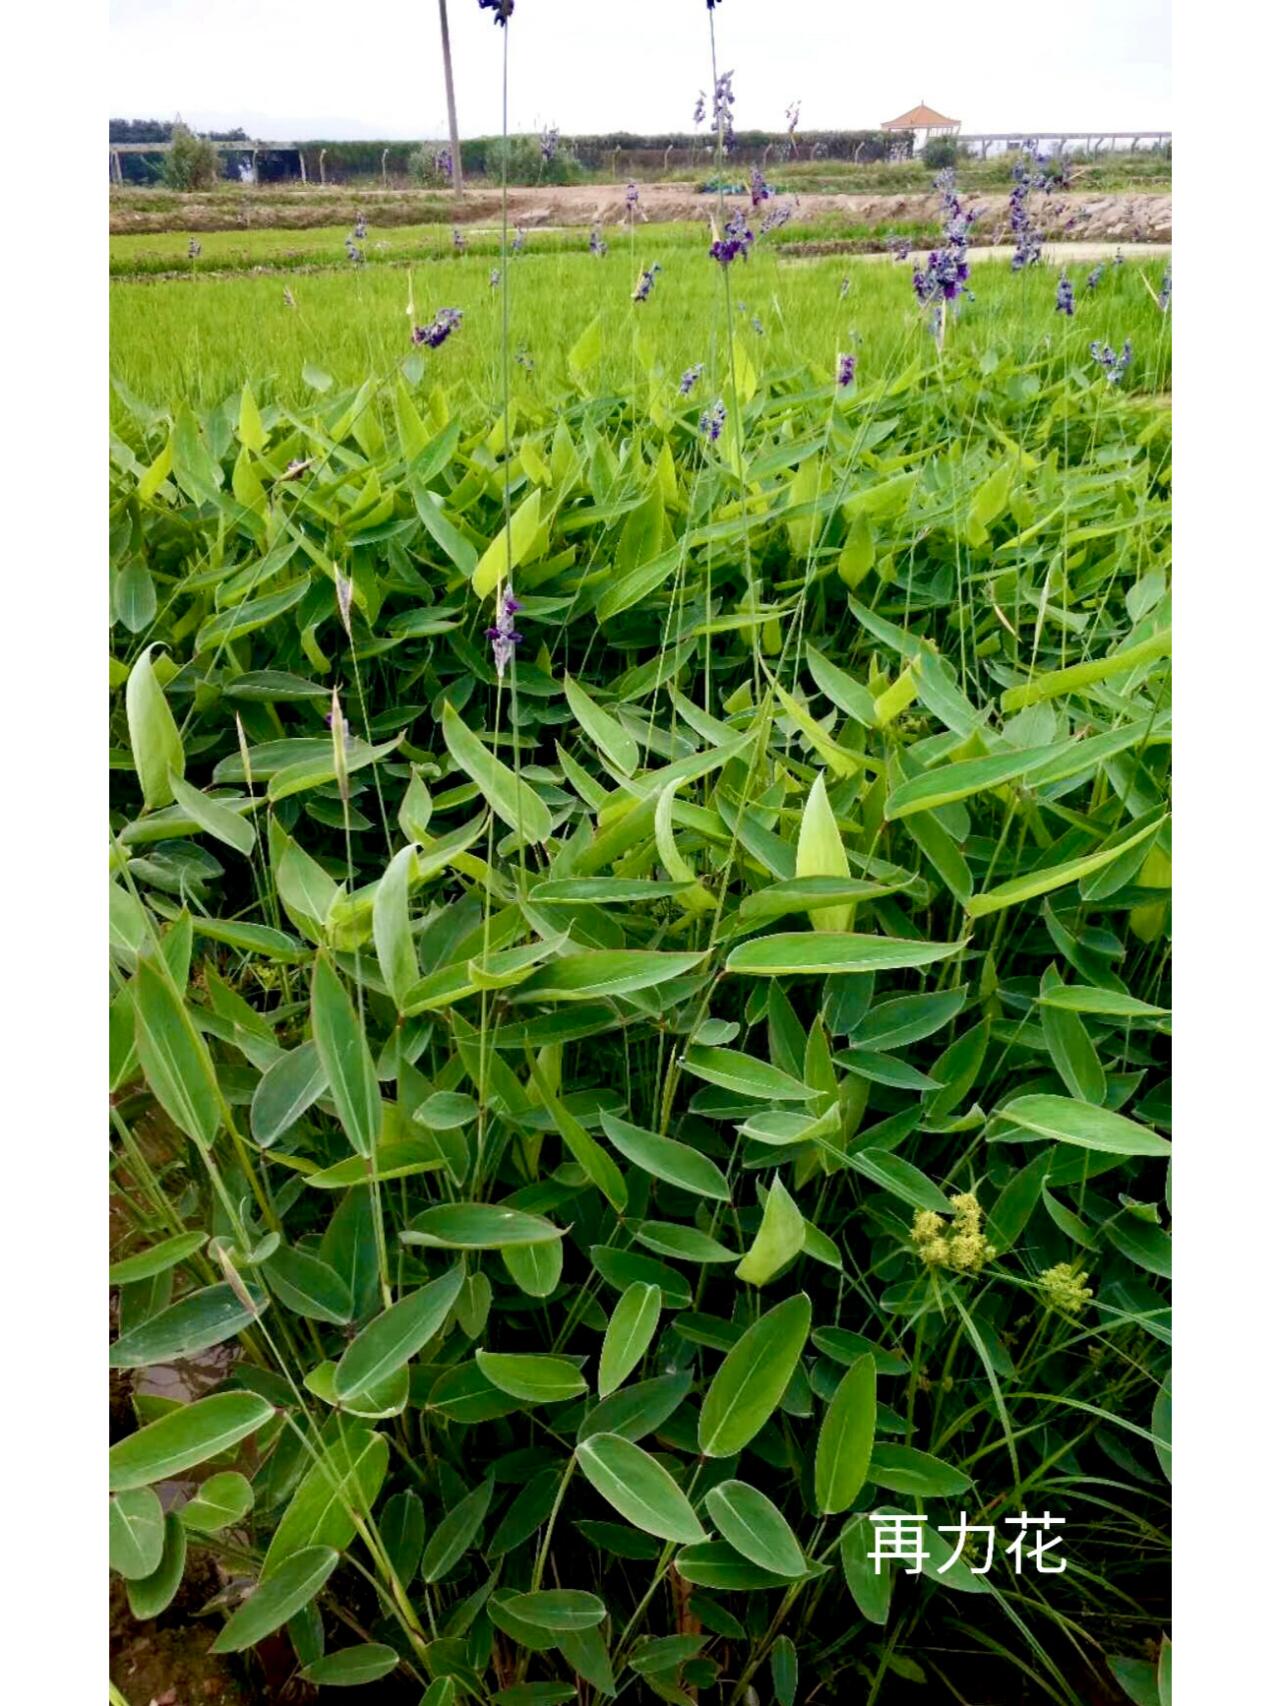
[922,136,959,169]
[161,122,220,190]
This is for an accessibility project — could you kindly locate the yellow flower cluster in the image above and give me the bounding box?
[1040,1262,1093,1316]
[911,1192,996,1275]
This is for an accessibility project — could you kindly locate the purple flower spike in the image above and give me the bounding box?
[836,353,856,387]
[490,268,501,289]
[1055,271,1075,316]
[486,585,524,677]
[750,166,771,208]
[700,400,727,442]
[452,227,466,253]
[1089,338,1134,385]
[188,238,201,259]
[693,92,706,125]
[710,208,754,267]
[632,263,661,303]
[411,307,463,349]
[478,0,514,23]
[1085,263,1104,292]
[589,221,608,258]
[540,126,559,163]
[679,363,704,395]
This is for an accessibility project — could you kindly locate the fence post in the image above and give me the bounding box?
[298,148,307,183]
[663,144,673,173]
[612,146,621,180]
[382,147,390,186]
[319,148,327,186]
[111,149,123,185]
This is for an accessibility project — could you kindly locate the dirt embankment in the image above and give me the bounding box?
[110,181,1171,244]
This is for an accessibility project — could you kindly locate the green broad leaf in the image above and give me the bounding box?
[110,1487,166,1580]
[267,734,403,805]
[301,1645,400,1687]
[599,1282,662,1397]
[334,1266,463,1398]
[990,1094,1171,1157]
[189,915,310,962]
[250,1042,326,1148]
[264,1246,353,1325]
[473,487,542,599]
[126,1512,187,1620]
[705,1480,807,1578]
[166,772,256,856]
[126,645,185,810]
[530,877,691,906]
[600,1112,731,1202]
[672,1541,796,1591]
[133,956,222,1149]
[577,1372,692,1446]
[541,1089,629,1213]
[306,1141,446,1189]
[263,1419,390,1577]
[1000,627,1171,712]
[402,1203,565,1248]
[505,1591,607,1632]
[379,1490,426,1585]
[850,990,967,1052]
[211,1546,341,1653]
[814,1355,876,1514]
[805,645,877,727]
[515,950,706,1003]
[682,1046,811,1102]
[739,877,891,927]
[726,934,964,977]
[772,1635,799,1706]
[373,843,419,1011]
[442,701,552,844]
[110,1281,263,1369]
[411,482,478,575]
[476,1351,588,1404]
[502,1238,564,1298]
[1110,1655,1161,1706]
[795,771,854,931]
[420,1477,494,1583]
[884,746,1061,819]
[1037,985,1170,1019]
[847,1149,952,1214]
[305,1360,409,1420]
[222,670,328,703]
[839,1514,891,1623]
[866,1444,972,1498]
[197,581,310,654]
[967,818,1164,919]
[310,954,382,1158]
[736,1177,806,1286]
[565,675,639,776]
[634,1222,737,1264]
[567,312,605,380]
[108,1231,207,1286]
[179,1471,254,1534]
[628,1635,706,1676]
[576,1432,707,1545]
[109,1391,275,1491]
[698,1293,812,1457]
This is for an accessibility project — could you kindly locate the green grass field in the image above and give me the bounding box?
[110,240,1171,425]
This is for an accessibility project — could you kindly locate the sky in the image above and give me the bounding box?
[108,0,1172,143]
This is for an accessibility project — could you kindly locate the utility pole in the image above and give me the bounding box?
[437,0,464,197]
